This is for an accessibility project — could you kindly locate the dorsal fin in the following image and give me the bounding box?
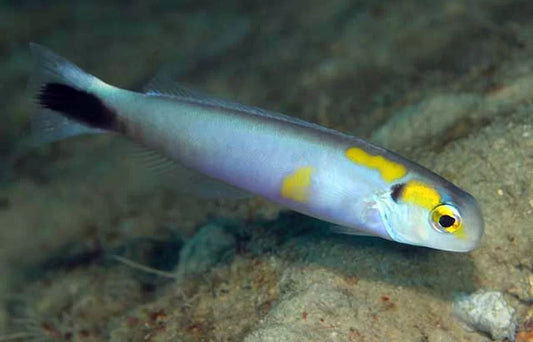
[143,72,347,136]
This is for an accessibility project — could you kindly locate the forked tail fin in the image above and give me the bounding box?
[29,43,118,145]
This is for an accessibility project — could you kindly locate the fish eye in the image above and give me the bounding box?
[430,204,462,233]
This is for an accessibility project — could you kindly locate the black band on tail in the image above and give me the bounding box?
[37,82,118,130]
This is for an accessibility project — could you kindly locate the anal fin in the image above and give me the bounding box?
[131,144,251,199]
[330,225,375,237]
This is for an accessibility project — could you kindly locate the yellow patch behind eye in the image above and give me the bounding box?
[345,147,407,182]
[401,181,441,210]
[281,166,314,203]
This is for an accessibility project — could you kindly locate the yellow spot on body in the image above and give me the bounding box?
[345,147,406,182]
[281,167,314,203]
[401,181,441,210]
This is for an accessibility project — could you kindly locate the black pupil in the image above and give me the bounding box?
[439,215,455,228]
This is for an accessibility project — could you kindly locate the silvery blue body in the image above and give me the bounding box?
[109,90,391,237]
[30,44,484,252]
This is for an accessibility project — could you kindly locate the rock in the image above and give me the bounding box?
[452,291,517,340]
[426,329,457,342]
[244,325,308,342]
[176,223,236,277]
[371,94,483,151]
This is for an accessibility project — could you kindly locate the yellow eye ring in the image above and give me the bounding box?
[430,204,462,233]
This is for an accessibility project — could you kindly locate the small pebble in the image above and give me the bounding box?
[452,291,517,340]
[176,223,236,277]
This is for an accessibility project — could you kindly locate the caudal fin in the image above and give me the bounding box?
[29,43,118,145]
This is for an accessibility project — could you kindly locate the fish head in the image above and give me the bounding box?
[377,180,484,252]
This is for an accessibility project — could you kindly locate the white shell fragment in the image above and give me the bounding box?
[452,291,517,340]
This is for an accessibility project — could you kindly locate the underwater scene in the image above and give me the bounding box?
[0,0,532,341]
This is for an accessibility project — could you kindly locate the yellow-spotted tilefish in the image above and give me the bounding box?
[29,44,484,252]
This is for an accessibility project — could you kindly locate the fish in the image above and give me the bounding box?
[28,43,484,252]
